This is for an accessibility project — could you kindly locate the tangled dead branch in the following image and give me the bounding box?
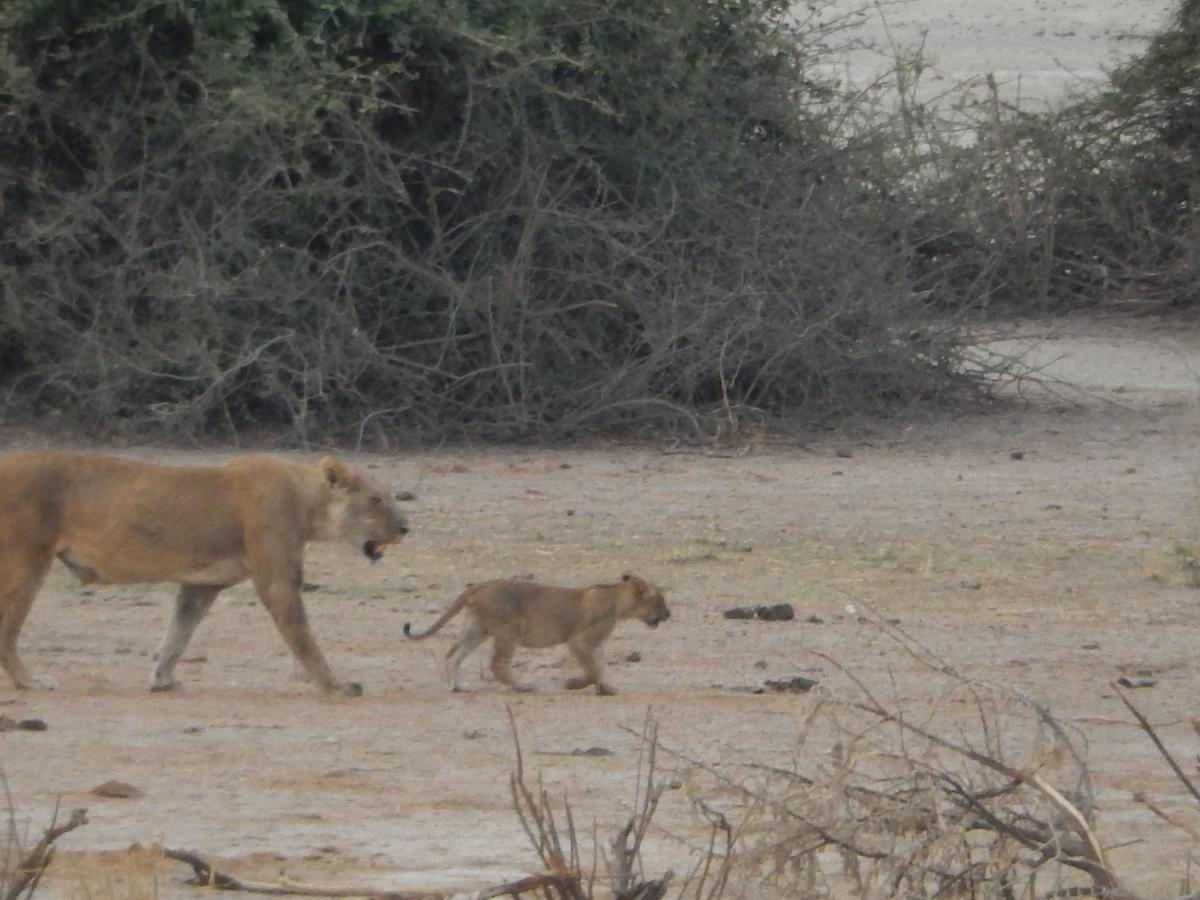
[655,612,1154,899]
[2,806,87,900]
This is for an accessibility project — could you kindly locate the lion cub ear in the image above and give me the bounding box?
[320,455,355,489]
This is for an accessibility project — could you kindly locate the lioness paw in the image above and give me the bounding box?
[149,675,180,692]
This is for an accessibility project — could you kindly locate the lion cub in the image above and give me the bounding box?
[404,574,669,695]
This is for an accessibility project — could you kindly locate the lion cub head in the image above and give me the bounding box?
[319,456,409,561]
[621,573,671,628]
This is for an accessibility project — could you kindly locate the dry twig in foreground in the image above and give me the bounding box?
[4,807,88,900]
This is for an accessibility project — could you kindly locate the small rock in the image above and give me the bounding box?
[301,582,322,592]
[756,603,795,622]
[723,607,757,619]
[571,746,613,757]
[959,580,982,590]
[395,490,417,502]
[834,447,854,459]
[1043,503,1062,511]
[1081,642,1100,650]
[805,615,824,624]
[92,780,143,799]
[0,716,47,732]
[559,463,572,470]
[753,660,768,670]
[1010,450,1025,460]
[1117,675,1157,689]
[463,729,484,739]
[625,652,642,663]
[763,676,818,693]
[182,725,202,735]
[566,509,575,516]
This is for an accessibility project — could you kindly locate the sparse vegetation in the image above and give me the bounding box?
[0,0,1001,445]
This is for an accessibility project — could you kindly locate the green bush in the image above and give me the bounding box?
[902,0,1200,312]
[0,0,990,442]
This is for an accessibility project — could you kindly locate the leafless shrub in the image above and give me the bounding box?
[662,618,1154,899]
[0,1,1004,446]
[506,708,689,900]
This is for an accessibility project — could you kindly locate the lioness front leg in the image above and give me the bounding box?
[257,579,361,697]
[150,584,221,692]
[565,637,615,696]
[0,556,56,690]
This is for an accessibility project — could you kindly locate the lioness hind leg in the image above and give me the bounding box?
[489,638,534,693]
[0,553,55,690]
[565,638,615,696]
[150,584,221,692]
[445,620,487,692]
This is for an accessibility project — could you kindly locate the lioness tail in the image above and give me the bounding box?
[403,588,473,640]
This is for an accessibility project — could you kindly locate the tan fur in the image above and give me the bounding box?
[404,574,669,695]
[0,451,409,696]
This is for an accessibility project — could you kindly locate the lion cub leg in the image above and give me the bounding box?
[489,636,534,693]
[150,584,221,692]
[445,619,487,692]
[565,636,615,696]
[0,555,56,690]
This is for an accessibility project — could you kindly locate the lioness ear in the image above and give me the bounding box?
[320,455,351,488]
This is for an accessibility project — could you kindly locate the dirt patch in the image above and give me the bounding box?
[6,315,1200,898]
[824,0,1173,106]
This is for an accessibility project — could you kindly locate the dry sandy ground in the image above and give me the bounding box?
[821,0,1174,105]
[2,314,1200,899]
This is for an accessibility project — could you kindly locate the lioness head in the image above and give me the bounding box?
[621,573,670,628]
[319,456,409,561]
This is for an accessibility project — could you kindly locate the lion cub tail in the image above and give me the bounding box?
[403,587,474,640]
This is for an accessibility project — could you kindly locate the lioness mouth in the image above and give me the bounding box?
[363,540,386,562]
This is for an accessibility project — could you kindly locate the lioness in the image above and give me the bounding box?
[404,574,669,695]
[0,451,408,696]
